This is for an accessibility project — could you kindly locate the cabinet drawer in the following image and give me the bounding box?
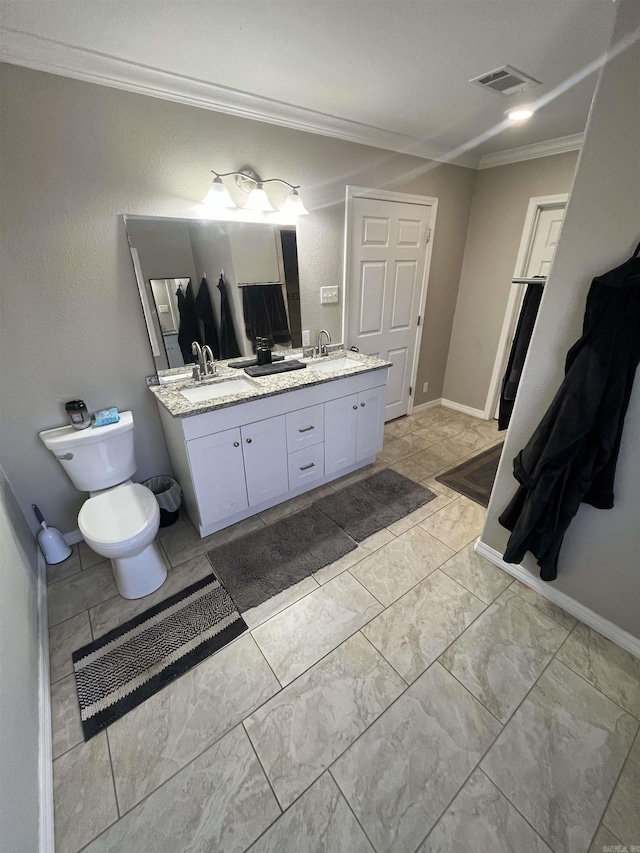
[286,404,324,452]
[287,443,325,489]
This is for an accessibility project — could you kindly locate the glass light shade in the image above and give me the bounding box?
[201,178,235,209]
[279,189,309,218]
[243,185,275,212]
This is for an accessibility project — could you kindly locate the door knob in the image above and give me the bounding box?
[246,438,252,443]
[233,441,239,447]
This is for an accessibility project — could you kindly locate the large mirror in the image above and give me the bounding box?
[124,215,303,372]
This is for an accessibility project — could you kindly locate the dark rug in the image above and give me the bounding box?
[207,505,357,612]
[315,468,437,541]
[436,442,504,507]
[72,575,246,741]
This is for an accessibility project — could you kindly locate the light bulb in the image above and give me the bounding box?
[243,184,275,213]
[201,177,235,209]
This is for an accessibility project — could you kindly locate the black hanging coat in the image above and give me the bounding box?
[499,247,640,581]
[194,276,221,359]
[217,274,241,359]
[176,282,201,364]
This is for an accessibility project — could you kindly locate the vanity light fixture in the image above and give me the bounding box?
[201,167,309,217]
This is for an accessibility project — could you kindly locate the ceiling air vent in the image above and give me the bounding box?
[470,65,541,95]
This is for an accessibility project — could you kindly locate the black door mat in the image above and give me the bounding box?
[207,505,357,612]
[72,574,246,741]
[314,468,437,541]
[436,442,504,508]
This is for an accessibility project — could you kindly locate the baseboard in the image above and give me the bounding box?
[441,399,488,420]
[63,528,83,546]
[37,551,54,852]
[475,540,640,659]
[409,398,442,415]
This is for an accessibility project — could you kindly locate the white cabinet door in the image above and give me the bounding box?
[241,415,289,506]
[356,386,385,460]
[188,427,248,527]
[325,394,359,475]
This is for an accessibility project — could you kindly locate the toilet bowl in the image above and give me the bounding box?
[79,482,166,599]
[39,412,168,600]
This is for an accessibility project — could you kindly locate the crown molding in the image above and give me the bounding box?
[478,133,584,170]
[0,29,478,169]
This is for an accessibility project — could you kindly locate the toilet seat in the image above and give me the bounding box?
[78,482,159,548]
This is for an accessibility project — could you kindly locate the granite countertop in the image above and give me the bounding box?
[149,350,391,418]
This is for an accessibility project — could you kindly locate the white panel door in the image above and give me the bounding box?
[348,196,432,421]
[526,205,565,278]
[188,427,248,526]
[493,201,566,419]
[356,387,385,460]
[241,415,289,506]
[324,394,358,475]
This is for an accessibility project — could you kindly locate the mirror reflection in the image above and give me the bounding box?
[124,216,302,372]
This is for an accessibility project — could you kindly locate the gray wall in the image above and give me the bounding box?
[482,0,640,638]
[0,467,41,853]
[0,63,476,535]
[443,150,579,411]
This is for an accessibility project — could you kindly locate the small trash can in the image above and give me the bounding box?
[143,476,182,527]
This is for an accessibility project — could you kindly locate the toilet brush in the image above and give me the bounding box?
[33,504,72,564]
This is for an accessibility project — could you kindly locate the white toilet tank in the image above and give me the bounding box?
[40,411,137,493]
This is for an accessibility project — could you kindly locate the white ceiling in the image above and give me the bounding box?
[0,0,617,167]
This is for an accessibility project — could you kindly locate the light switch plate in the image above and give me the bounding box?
[321,286,339,305]
[301,330,311,346]
[423,382,429,394]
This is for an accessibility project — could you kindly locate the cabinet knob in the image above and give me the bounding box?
[360,402,366,407]
[246,438,252,444]
[233,441,239,447]
[352,405,358,410]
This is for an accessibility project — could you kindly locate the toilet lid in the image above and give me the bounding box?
[78,483,158,545]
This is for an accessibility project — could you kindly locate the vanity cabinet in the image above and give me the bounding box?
[156,366,389,537]
[324,387,385,475]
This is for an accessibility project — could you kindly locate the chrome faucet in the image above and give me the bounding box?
[317,329,332,357]
[191,341,216,380]
[202,345,217,377]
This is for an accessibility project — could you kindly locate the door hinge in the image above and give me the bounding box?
[409,386,413,396]
[417,315,421,327]
[426,227,432,244]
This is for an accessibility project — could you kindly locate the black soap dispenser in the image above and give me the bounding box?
[256,337,272,366]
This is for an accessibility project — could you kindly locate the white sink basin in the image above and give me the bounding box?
[310,356,361,373]
[180,378,256,403]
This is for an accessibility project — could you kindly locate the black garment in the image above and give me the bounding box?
[194,276,221,359]
[176,282,201,364]
[217,274,241,359]
[242,284,291,352]
[499,247,640,581]
[498,281,545,430]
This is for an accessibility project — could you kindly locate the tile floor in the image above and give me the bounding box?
[47,406,640,853]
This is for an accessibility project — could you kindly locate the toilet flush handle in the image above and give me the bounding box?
[56,452,74,460]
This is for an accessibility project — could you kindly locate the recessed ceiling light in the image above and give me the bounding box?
[507,106,534,122]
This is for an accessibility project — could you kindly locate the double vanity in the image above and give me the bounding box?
[150,351,390,537]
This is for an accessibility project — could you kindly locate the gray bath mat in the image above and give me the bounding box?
[315,468,437,541]
[72,574,246,741]
[207,505,356,612]
[436,442,503,507]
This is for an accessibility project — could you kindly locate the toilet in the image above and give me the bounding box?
[39,412,167,599]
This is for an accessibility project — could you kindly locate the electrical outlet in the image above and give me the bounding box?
[301,330,311,347]
[422,382,429,394]
[321,286,339,305]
